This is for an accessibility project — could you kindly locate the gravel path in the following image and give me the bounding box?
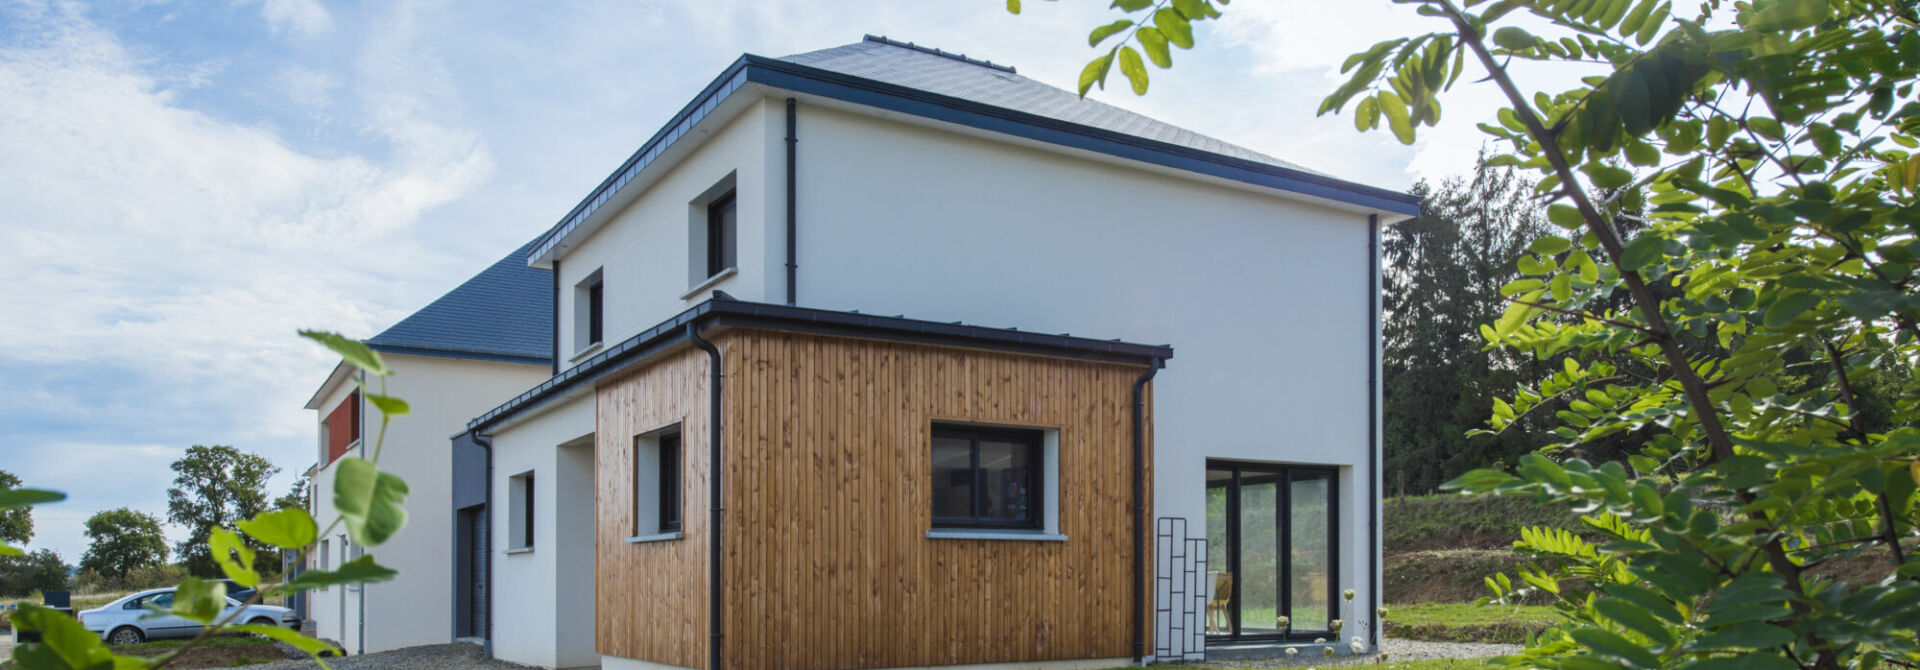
[248,642,546,670]
[1193,637,1521,667]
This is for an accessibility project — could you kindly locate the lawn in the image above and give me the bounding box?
[1131,658,1493,669]
[1383,602,1558,644]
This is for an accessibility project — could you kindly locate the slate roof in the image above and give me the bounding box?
[366,238,552,365]
[781,36,1322,175]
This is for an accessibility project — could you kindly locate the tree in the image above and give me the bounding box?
[79,508,168,581]
[1028,0,1920,666]
[274,476,309,512]
[0,549,68,598]
[0,470,34,545]
[166,445,278,577]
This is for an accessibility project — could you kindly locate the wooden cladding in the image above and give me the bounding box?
[325,389,360,464]
[594,331,1154,670]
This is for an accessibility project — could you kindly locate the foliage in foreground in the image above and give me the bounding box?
[1022,0,1920,667]
[8,331,412,670]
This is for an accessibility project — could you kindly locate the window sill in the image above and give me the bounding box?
[625,531,684,544]
[926,529,1067,542]
[681,267,737,300]
[569,342,604,364]
[504,547,534,555]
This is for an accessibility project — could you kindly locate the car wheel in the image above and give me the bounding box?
[108,626,145,646]
[247,617,275,628]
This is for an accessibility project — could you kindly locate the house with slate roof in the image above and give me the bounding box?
[420,35,1412,670]
[301,239,553,655]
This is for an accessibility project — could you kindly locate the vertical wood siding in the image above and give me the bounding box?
[595,347,714,668]
[594,331,1153,670]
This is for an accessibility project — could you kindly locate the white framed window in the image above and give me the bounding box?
[687,173,738,288]
[508,471,536,551]
[573,269,605,355]
[630,425,684,542]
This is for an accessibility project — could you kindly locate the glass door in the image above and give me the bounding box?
[1205,460,1340,643]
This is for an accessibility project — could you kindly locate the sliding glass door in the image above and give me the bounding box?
[1204,461,1339,643]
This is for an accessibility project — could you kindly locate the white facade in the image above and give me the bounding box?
[306,353,549,654]
[484,395,598,669]
[510,78,1397,666]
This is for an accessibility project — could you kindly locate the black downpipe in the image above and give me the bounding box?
[551,260,562,376]
[469,431,496,657]
[784,98,798,306]
[1130,358,1162,663]
[1366,214,1381,649]
[688,324,724,670]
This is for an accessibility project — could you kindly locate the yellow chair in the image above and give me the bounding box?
[1206,572,1234,634]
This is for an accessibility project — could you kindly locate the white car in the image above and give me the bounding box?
[78,587,300,645]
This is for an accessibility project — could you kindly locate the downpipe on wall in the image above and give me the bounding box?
[1366,213,1381,650]
[469,431,496,658]
[687,324,725,670]
[1131,357,1162,664]
[784,98,798,306]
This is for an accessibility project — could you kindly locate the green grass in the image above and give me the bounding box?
[1386,494,1589,553]
[1383,602,1558,644]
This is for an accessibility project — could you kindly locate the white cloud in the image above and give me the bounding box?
[258,0,333,40]
[271,65,340,109]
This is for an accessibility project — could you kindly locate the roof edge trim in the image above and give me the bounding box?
[366,343,553,367]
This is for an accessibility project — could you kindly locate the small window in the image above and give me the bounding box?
[930,425,1042,530]
[509,471,536,549]
[574,270,605,353]
[632,427,683,537]
[706,191,736,278]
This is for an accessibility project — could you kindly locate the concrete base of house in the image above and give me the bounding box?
[601,656,1132,670]
[1205,640,1375,662]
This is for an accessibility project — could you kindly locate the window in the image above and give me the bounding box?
[930,424,1042,530]
[573,269,605,354]
[632,427,683,538]
[706,191,736,278]
[509,471,535,550]
[323,390,361,464]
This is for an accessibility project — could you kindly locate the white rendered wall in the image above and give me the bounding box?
[487,396,598,669]
[788,103,1383,642]
[305,355,548,654]
[552,99,779,364]
[307,379,362,653]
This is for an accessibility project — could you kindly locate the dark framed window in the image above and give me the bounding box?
[705,191,736,277]
[930,424,1042,529]
[522,473,535,548]
[659,432,682,532]
[586,281,604,345]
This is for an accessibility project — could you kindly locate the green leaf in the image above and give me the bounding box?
[365,392,409,417]
[10,604,135,670]
[1584,163,1634,189]
[1677,656,1797,670]
[1380,91,1415,144]
[171,576,228,624]
[286,555,398,590]
[1118,46,1148,95]
[1089,19,1133,47]
[1006,0,1020,13]
[240,508,318,549]
[1635,2,1668,44]
[0,488,65,509]
[1693,622,1795,651]
[333,457,410,547]
[1747,0,1831,32]
[1530,236,1572,255]
[1172,0,1213,20]
[1569,626,1660,667]
[1111,0,1154,10]
[1748,117,1785,141]
[1493,26,1535,50]
[1547,204,1586,229]
[1594,598,1676,646]
[300,330,390,377]
[1619,233,1665,271]
[209,527,260,589]
[1078,53,1115,97]
[231,623,342,658]
[1153,8,1194,48]
[1762,293,1820,327]
[1136,27,1172,67]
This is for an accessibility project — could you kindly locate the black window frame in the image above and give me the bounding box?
[705,191,737,278]
[586,281,604,346]
[523,473,536,548]
[929,424,1043,530]
[658,432,682,533]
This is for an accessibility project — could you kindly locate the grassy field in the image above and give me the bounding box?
[1383,602,1558,644]
[1127,658,1494,669]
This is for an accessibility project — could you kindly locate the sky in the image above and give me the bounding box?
[0,0,1520,565]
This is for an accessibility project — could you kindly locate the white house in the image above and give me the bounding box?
[303,241,553,654]
[450,36,1416,670]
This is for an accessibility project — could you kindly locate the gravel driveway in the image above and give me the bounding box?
[247,642,548,670]
[1194,637,1521,667]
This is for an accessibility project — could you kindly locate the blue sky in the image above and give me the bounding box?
[0,0,1498,564]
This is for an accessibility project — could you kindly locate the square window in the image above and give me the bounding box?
[930,425,1043,530]
[632,427,683,537]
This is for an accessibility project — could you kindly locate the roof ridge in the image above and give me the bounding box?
[861,35,1016,74]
